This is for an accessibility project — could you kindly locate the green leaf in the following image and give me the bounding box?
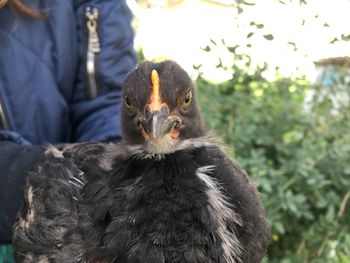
[256,23,264,29]
[325,205,335,222]
[201,45,211,52]
[242,1,255,6]
[263,34,274,40]
[341,34,350,41]
[247,32,254,38]
[282,130,304,144]
[330,37,338,44]
[250,21,264,29]
[274,222,285,234]
[288,41,297,51]
[210,39,217,45]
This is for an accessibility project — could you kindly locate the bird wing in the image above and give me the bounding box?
[13,142,132,262]
[61,142,137,262]
[13,145,87,262]
[193,145,271,263]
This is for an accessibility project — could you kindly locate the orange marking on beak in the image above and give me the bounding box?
[150,69,161,112]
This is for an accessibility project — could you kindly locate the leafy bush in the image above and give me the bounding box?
[196,42,350,263]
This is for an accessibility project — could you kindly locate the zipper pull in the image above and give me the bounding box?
[85,6,100,98]
[85,6,100,53]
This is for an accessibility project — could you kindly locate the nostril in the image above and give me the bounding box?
[144,105,151,119]
[160,105,169,116]
[177,123,185,130]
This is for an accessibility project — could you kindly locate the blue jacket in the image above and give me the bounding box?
[0,0,137,242]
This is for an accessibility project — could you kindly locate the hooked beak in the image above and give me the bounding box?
[140,105,182,144]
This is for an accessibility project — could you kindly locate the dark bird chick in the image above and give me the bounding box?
[70,60,270,262]
[13,60,270,263]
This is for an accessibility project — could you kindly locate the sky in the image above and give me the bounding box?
[128,0,350,82]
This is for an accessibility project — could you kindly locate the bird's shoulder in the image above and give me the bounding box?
[187,141,248,182]
[189,140,271,263]
[61,142,136,171]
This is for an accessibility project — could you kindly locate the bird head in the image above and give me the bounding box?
[121,60,205,154]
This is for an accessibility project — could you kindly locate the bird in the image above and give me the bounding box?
[13,60,270,263]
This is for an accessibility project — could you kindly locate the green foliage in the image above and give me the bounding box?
[196,43,350,263]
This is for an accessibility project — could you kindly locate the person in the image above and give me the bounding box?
[0,0,137,247]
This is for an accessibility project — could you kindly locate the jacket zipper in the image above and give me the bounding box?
[0,96,10,130]
[85,6,101,98]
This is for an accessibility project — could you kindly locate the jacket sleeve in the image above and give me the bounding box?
[71,0,137,142]
[0,138,44,243]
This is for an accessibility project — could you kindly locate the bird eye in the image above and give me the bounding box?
[182,91,192,108]
[124,96,133,109]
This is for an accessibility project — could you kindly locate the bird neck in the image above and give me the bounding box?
[128,136,217,160]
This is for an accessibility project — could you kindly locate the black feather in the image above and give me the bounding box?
[13,60,270,263]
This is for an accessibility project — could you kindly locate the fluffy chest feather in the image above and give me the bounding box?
[97,148,242,263]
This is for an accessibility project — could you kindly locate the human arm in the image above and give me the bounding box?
[71,0,137,142]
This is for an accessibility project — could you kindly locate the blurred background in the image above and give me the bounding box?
[130,0,350,262]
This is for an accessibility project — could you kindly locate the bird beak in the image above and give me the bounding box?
[141,105,182,144]
[140,69,182,144]
[152,112,181,143]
